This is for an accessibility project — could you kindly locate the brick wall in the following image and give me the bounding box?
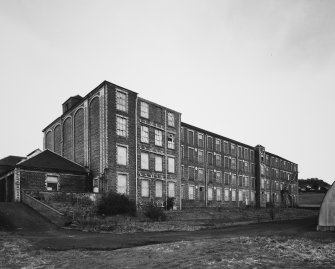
[20,169,88,193]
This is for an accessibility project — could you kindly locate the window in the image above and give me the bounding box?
[217,188,222,201]
[231,158,236,169]
[198,133,204,148]
[188,185,195,200]
[168,157,175,173]
[207,137,213,150]
[168,134,175,149]
[216,171,222,183]
[208,153,213,165]
[155,155,163,172]
[232,189,236,201]
[224,189,229,201]
[188,148,194,162]
[140,102,149,118]
[208,170,214,182]
[244,148,249,160]
[117,174,127,194]
[231,174,237,185]
[208,187,213,201]
[244,162,249,173]
[155,106,162,123]
[188,166,195,180]
[251,191,255,202]
[156,181,162,198]
[198,150,204,164]
[45,176,59,191]
[141,180,149,197]
[250,150,254,162]
[244,176,249,187]
[181,127,184,142]
[181,165,185,179]
[238,175,243,186]
[188,130,194,145]
[168,112,175,127]
[215,154,221,166]
[231,144,236,156]
[261,178,265,189]
[181,145,184,160]
[224,141,229,154]
[117,146,127,165]
[168,182,175,197]
[116,116,127,137]
[141,126,149,143]
[238,190,243,201]
[224,156,229,169]
[198,168,204,181]
[215,139,221,152]
[238,146,243,158]
[224,173,230,185]
[155,130,163,146]
[116,91,127,112]
[141,152,149,169]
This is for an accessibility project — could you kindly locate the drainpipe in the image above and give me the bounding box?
[164,110,168,209]
[135,96,138,208]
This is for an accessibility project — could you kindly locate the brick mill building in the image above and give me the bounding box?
[41,80,298,209]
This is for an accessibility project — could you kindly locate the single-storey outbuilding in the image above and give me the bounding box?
[0,149,89,202]
[318,181,335,231]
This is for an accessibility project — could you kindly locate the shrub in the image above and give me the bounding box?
[144,203,166,221]
[96,191,136,216]
[165,197,175,211]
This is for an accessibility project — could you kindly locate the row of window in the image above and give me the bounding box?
[261,165,294,180]
[182,185,256,202]
[140,126,175,149]
[181,128,254,161]
[140,152,175,173]
[263,154,297,172]
[140,101,176,127]
[140,180,175,198]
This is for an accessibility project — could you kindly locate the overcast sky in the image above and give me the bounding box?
[1,0,334,183]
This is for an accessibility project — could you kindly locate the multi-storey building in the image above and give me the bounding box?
[42,80,298,209]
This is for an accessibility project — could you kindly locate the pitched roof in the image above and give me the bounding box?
[0,156,25,177]
[16,150,88,174]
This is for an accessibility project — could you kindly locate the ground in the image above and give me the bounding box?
[1,215,335,268]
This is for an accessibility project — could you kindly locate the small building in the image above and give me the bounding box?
[318,181,335,231]
[0,149,89,202]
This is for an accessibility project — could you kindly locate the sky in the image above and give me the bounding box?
[0,0,334,183]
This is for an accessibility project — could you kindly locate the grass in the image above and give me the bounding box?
[1,231,334,268]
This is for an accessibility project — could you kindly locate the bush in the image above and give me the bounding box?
[144,203,166,221]
[165,197,175,211]
[96,191,136,216]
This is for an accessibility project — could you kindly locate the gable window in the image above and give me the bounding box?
[155,181,163,198]
[141,152,149,170]
[168,157,175,173]
[155,130,163,146]
[45,175,59,191]
[117,174,128,194]
[116,116,127,137]
[140,126,149,143]
[116,91,127,112]
[140,102,149,118]
[141,180,149,197]
[117,146,127,165]
[168,182,175,197]
[168,134,175,149]
[168,112,175,127]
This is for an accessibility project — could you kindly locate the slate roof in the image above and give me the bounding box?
[16,150,88,174]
